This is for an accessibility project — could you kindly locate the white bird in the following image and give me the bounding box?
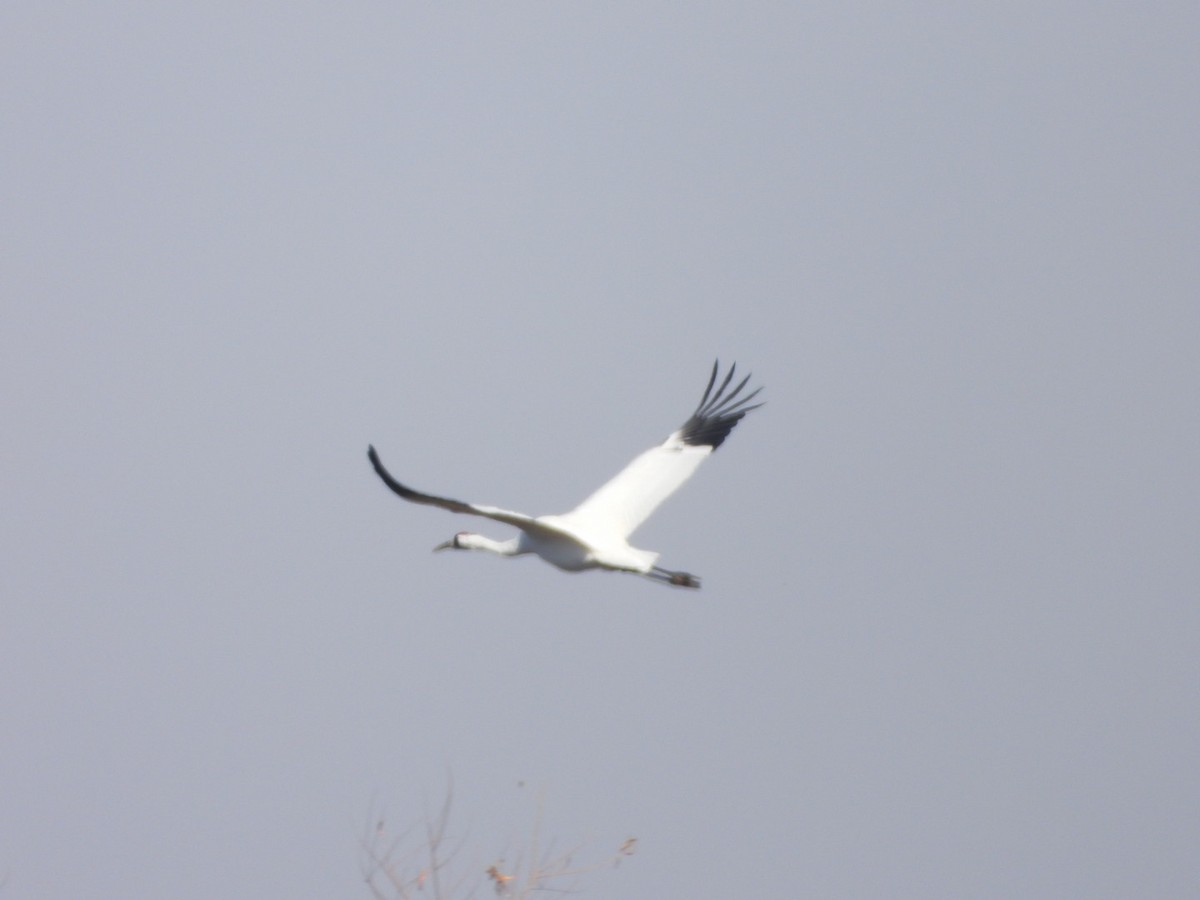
[367,361,763,588]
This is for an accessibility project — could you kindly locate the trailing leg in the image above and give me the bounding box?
[649,566,701,589]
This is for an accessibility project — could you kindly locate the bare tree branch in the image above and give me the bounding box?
[361,787,634,900]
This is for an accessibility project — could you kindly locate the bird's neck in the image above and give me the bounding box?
[460,534,523,556]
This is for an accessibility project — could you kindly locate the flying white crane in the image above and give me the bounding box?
[367,360,763,588]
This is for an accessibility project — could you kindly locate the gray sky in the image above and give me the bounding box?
[2,4,1197,898]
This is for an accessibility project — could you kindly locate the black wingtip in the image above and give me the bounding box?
[678,361,763,450]
[367,444,406,496]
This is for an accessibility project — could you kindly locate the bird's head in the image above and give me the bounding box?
[433,531,473,552]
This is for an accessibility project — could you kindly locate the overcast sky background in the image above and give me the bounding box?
[2,4,1197,898]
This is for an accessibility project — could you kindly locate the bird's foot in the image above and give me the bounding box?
[669,572,701,588]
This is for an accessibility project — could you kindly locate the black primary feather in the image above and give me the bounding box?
[367,445,477,514]
[677,360,764,450]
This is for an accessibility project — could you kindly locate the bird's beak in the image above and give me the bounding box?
[433,539,455,552]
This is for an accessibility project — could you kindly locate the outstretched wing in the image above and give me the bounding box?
[367,445,541,532]
[558,361,763,540]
